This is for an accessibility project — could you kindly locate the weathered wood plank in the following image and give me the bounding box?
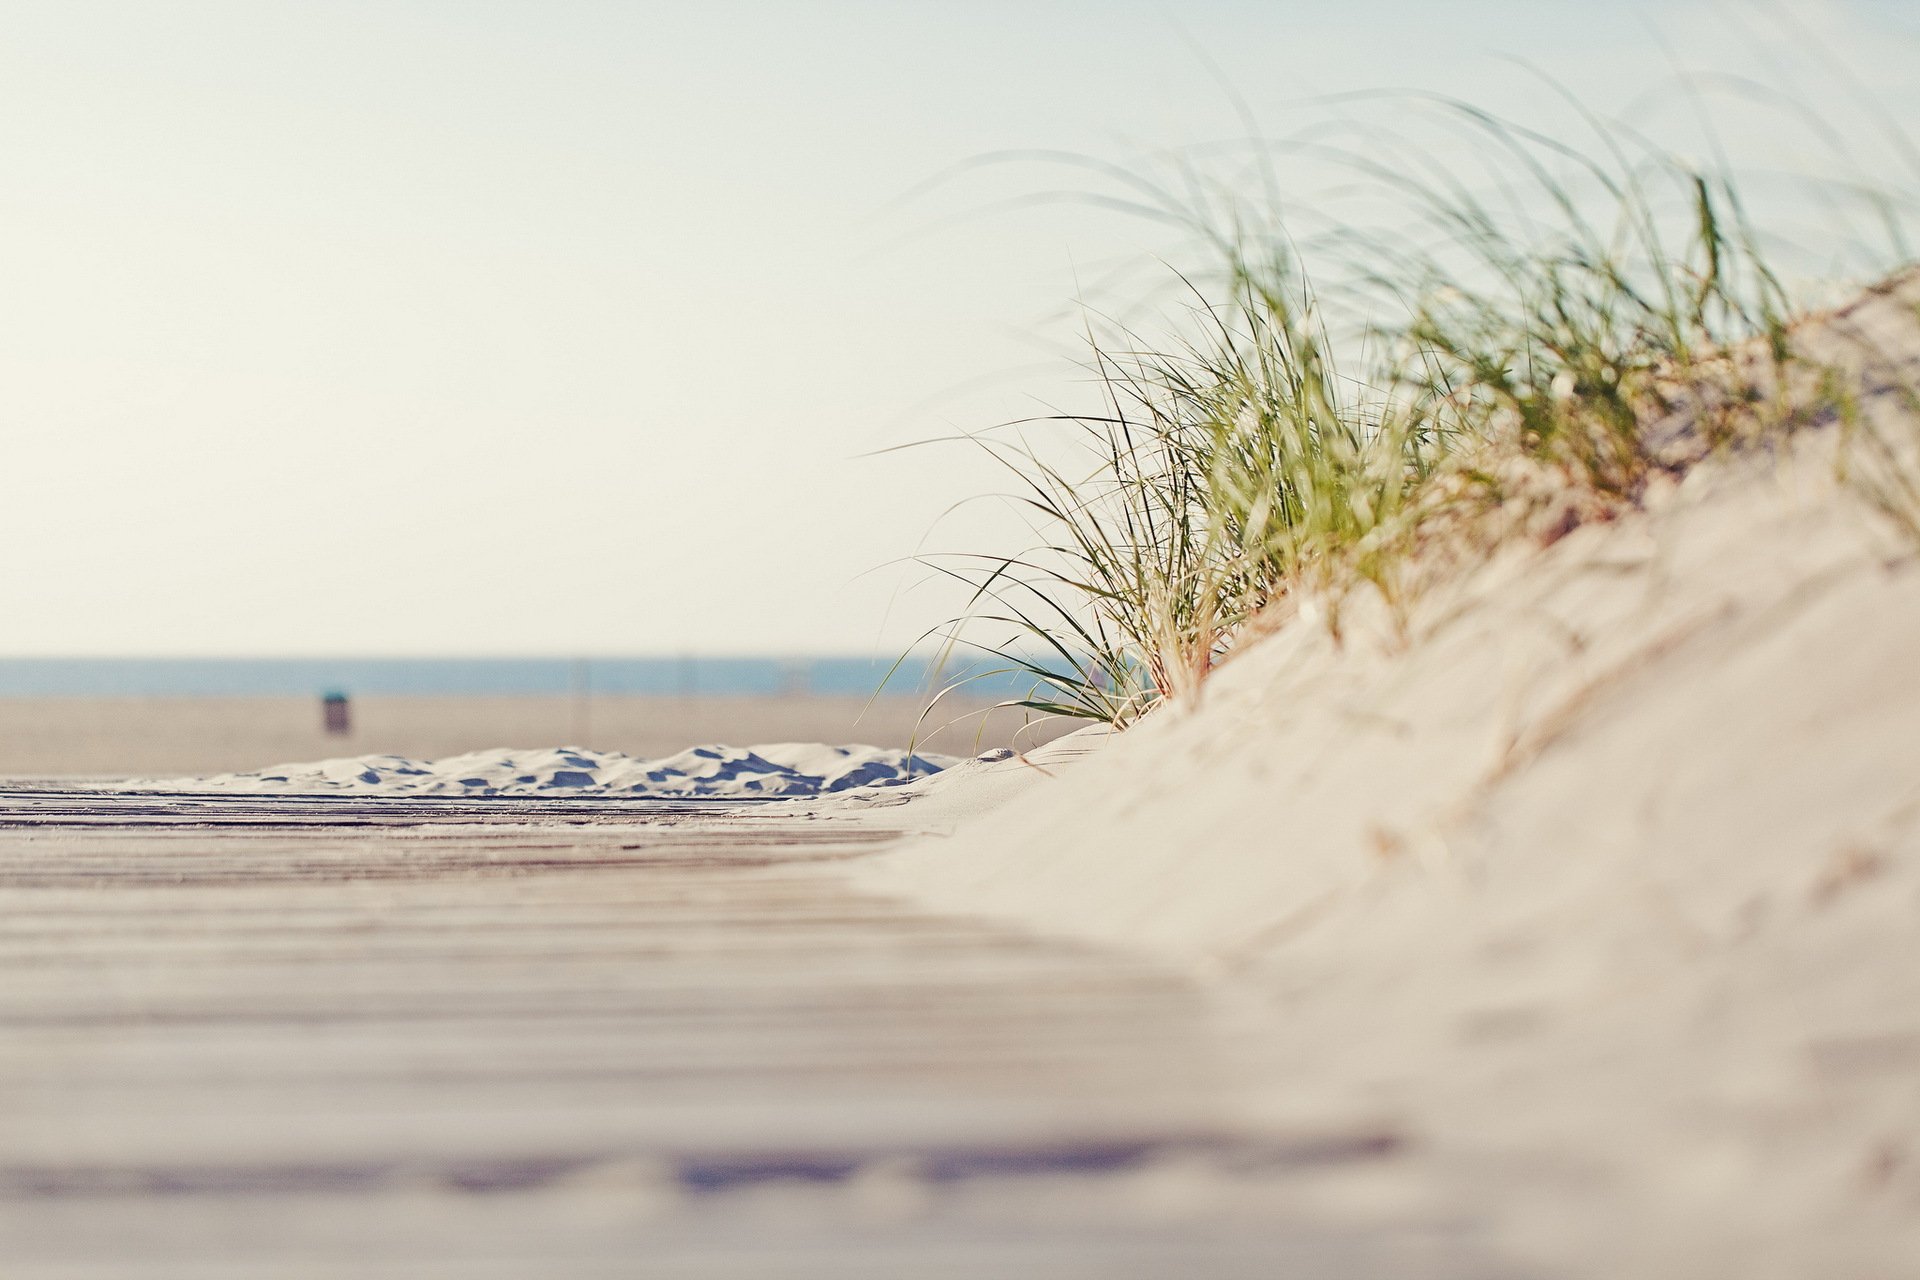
[0,789,1503,1278]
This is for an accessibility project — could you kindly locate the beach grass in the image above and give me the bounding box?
[923,86,1917,727]
[1832,289,1920,546]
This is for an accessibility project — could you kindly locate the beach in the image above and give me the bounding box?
[6,6,1919,1272]
[0,693,1060,779]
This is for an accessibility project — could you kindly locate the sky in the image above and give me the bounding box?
[1,0,1915,657]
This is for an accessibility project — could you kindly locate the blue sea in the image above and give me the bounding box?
[0,656,1035,699]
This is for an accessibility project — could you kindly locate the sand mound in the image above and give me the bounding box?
[135,742,960,798]
[857,272,1920,1273]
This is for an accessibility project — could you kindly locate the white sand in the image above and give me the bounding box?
[853,272,1920,1274]
[133,742,961,798]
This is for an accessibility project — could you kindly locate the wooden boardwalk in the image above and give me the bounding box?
[0,789,1509,1278]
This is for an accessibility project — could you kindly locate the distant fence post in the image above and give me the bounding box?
[322,691,351,736]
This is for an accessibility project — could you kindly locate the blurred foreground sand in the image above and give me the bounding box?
[0,695,1064,778]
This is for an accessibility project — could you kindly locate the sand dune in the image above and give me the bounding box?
[854,274,1920,1274]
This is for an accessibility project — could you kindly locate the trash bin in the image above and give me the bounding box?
[322,691,351,736]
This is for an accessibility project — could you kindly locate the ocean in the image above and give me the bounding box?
[0,656,1031,699]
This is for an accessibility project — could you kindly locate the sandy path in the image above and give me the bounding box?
[0,788,1503,1279]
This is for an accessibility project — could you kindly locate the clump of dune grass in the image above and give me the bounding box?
[919,87,1917,728]
[912,247,1431,727]
[1389,121,1809,503]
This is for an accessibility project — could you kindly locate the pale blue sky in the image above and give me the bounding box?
[1,1,1913,655]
